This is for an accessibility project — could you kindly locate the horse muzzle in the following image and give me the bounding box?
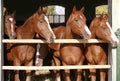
[83,25,91,39]
[10,32,16,39]
[110,39,119,48]
[47,35,56,43]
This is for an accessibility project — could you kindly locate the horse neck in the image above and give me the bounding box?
[16,17,35,39]
[89,21,97,39]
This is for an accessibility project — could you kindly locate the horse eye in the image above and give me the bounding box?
[5,21,8,23]
[40,21,43,23]
[75,19,78,22]
[103,27,107,30]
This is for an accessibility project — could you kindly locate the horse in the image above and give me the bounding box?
[4,12,16,39]
[6,7,56,81]
[85,15,119,81]
[4,11,17,52]
[4,11,17,81]
[49,6,91,81]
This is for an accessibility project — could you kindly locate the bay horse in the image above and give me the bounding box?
[4,12,17,52]
[85,15,119,81]
[6,7,56,81]
[4,12,16,39]
[49,6,91,81]
[4,11,17,81]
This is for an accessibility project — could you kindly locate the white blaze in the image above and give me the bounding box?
[106,22,119,44]
[85,25,91,36]
[9,17,14,32]
[44,16,56,39]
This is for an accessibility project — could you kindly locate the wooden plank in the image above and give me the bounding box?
[2,39,107,43]
[2,65,111,70]
[112,0,120,81]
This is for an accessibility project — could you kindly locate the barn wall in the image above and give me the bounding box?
[0,0,1,80]
[112,0,120,81]
[0,0,4,80]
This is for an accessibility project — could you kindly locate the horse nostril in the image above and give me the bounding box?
[10,32,16,39]
[50,36,55,43]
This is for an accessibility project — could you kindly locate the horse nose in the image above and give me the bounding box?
[111,39,119,48]
[10,32,16,39]
[50,36,56,43]
[84,30,91,39]
[84,25,91,39]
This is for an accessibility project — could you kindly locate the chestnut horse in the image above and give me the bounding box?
[50,6,91,81]
[85,15,119,81]
[6,7,56,81]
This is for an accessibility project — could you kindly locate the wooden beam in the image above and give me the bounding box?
[2,39,107,43]
[2,65,111,70]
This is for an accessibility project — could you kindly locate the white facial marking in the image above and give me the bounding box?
[106,22,119,44]
[85,25,91,36]
[9,17,13,22]
[44,16,56,39]
[9,17,14,32]
[80,16,83,19]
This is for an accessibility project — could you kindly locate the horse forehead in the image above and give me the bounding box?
[6,16,14,22]
[9,17,14,22]
[75,12,85,19]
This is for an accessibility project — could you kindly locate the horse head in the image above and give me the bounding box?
[31,7,56,43]
[66,6,91,39]
[4,12,16,39]
[90,14,119,47]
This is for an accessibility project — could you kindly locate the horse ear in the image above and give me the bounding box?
[43,7,48,15]
[3,7,7,16]
[80,6,85,13]
[100,14,108,20]
[37,6,43,13]
[4,9,8,16]
[11,11,16,18]
[72,6,76,13]
[38,6,47,15]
